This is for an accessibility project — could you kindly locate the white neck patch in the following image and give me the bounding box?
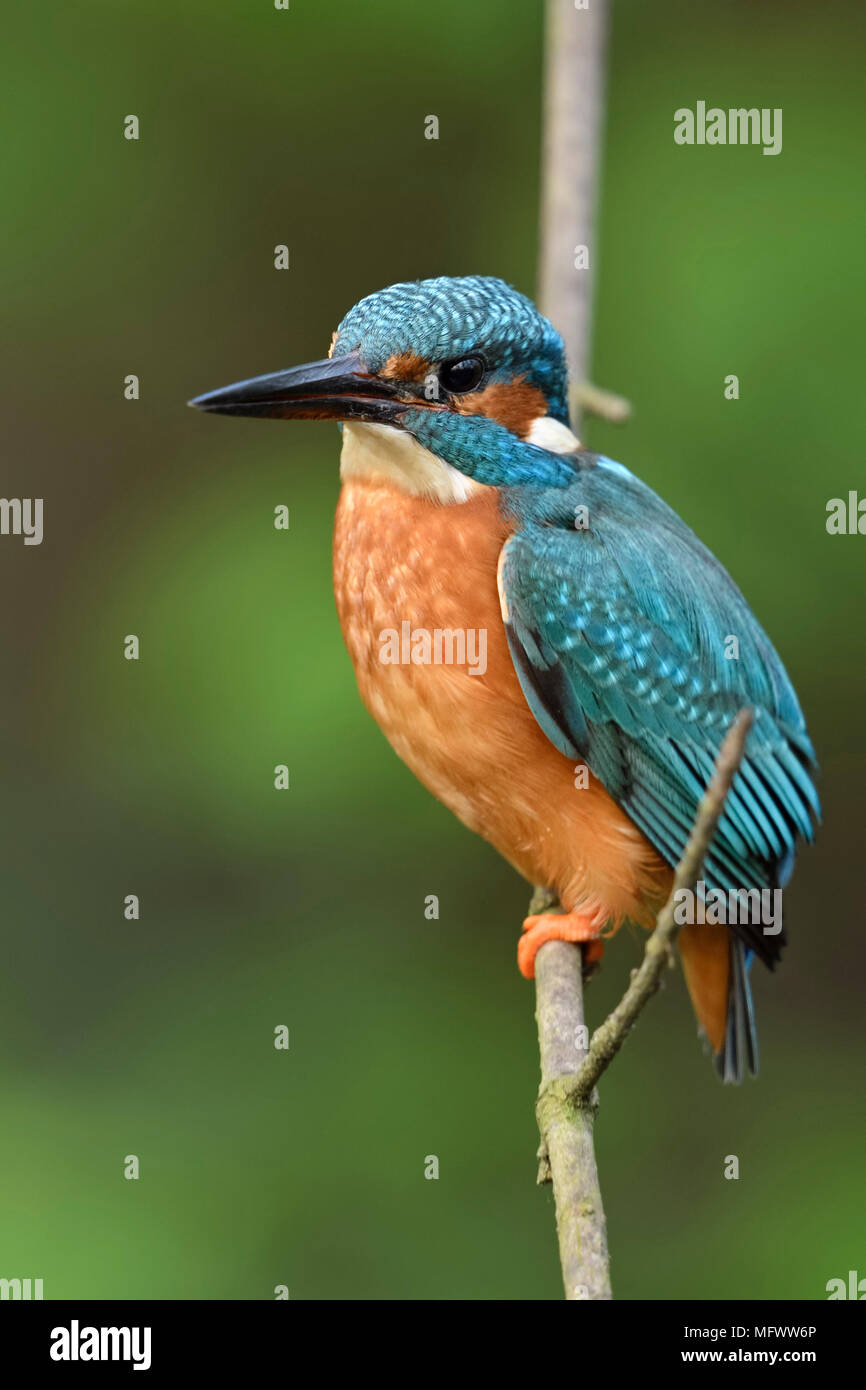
[340,422,486,504]
[339,414,581,502]
[525,415,582,454]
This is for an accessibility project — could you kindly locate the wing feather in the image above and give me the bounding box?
[499,455,819,968]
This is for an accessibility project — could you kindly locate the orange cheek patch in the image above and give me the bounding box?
[454,377,547,437]
[381,351,434,384]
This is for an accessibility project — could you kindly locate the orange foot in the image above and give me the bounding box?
[518,911,605,979]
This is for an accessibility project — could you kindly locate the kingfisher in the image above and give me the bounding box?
[191,275,819,1082]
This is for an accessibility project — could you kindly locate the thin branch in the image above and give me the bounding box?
[531,710,753,1299]
[538,0,609,433]
[572,708,754,1099]
[534,0,613,1302]
[534,939,612,1301]
[571,380,632,425]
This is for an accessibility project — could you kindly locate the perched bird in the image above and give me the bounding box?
[191,275,819,1081]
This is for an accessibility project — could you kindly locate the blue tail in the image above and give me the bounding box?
[716,941,759,1083]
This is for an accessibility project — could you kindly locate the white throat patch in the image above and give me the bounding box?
[340,422,485,504]
[339,414,581,503]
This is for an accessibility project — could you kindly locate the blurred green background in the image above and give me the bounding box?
[1,0,863,1300]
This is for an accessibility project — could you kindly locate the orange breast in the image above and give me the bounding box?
[332,475,672,932]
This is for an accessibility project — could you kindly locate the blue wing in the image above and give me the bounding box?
[499,452,819,970]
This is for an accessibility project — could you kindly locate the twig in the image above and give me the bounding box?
[532,710,754,1298]
[573,708,753,1098]
[534,0,613,1302]
[534,938,612,1300]
[571,380,632,425]
[538,0,609,432]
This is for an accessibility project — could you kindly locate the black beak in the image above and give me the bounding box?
[188,351,420,425]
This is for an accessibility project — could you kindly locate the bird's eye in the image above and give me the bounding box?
[438,355,486,394]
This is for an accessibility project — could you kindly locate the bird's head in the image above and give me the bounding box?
[191,276,580,496]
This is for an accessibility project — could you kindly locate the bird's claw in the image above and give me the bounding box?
[518,911,605,979]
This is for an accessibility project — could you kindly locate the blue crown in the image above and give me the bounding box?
[333,275,569,424]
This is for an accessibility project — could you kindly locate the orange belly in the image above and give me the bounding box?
[332,475,672,933]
